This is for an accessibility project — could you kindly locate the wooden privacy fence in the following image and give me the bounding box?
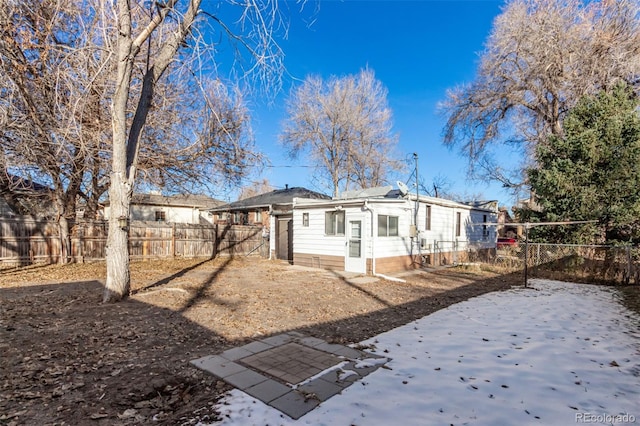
[0,218,267,266]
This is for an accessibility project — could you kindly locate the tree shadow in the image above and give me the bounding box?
[132,222,263,297]
[327,269,394,308]
[177,255,235,314]
[295,270,521,344]
[130,257,213,295]
[0,280,232,426]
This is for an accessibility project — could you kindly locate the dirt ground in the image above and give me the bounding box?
[0,257,523,425]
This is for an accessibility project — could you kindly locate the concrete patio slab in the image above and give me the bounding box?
[191,332,390,420]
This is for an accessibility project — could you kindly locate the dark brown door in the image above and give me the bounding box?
[277,217,293,263]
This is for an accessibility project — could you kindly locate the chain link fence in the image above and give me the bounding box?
[494,243,640,286]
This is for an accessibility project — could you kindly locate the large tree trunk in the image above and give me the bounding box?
[58,216,71,264]
[103,172,131,302]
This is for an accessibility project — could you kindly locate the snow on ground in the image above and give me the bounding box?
[205,279,640,426]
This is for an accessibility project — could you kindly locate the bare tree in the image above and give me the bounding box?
[103,0,287,302]
[135,78,262,195]
[440,0,640,186]
[0,0,111,261]
[238,178,274,200]
[281,68,401,197]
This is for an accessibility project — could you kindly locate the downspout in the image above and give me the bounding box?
[364,200,375,276]
[364,200,406,283]
[268,205,273,260]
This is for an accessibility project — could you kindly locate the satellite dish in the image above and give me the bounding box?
[397,181,409,196]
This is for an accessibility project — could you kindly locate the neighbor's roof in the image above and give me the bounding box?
[211,187,330,211]
[103,193,225,209]
[1,174,51,194]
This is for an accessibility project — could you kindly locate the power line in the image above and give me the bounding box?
[264,164,315,168]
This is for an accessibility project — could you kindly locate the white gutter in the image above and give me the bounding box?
[268,205,273,260]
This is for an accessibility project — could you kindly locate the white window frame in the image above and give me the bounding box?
[378,214,399,237]
[325,211,345,236]
[425,205,431,231]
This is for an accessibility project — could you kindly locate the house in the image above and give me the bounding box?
[103,192,224,224]
[291,185,498,275]
[497,206,520,239]
[0,174,53,218]
[209,185,330,261]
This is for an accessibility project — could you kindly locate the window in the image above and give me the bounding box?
[217,212,224,220]
[325,211,345,235]
[378,215,399,237]
[233,212,241,224]
[302,212,309,227]
[255,210,263,223]
[425,205,431,231]
[155,210,166,222]
[455,212,461,237]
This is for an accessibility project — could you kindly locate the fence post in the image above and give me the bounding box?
[626,246,632,285]
[172,222,176,258]
[524,224,529,288]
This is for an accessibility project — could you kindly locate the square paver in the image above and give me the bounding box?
[190,355,246,378]
[223,369,268,390]
[219,346,254,361]
[297,336,326,347]
[316,367,362,388]
[244,379,292,403]
[260,334,295,346]
[297,377,344,402]
[240,340,274,354]
[314,341,363,358]
[268,389,320,420]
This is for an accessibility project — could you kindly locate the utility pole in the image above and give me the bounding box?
[413,153,421,266]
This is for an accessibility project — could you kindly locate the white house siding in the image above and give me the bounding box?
[369,202,412,259]
[104,204,212,224]
[292,196,498,274]
[130,205,204,224]
[293,206,362,270]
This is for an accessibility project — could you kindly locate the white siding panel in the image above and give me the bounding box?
[294,207,349,256]
[372,203,413,258]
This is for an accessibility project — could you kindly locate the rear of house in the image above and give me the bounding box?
[292,188,497,275]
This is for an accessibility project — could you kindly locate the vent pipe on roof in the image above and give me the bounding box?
[285,184,288,190]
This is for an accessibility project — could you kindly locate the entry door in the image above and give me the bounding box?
[276,217,293,263]
[345,215,366,273]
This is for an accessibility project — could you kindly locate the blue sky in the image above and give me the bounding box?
[236,0,516,205]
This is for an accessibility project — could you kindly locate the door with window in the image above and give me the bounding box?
[345,214,366,273]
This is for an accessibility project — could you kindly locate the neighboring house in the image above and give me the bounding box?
[103,193,224,224]
[209,185,330,261]
[497,206,520,239]
[291,185,498,275]
[0,174,53,218]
